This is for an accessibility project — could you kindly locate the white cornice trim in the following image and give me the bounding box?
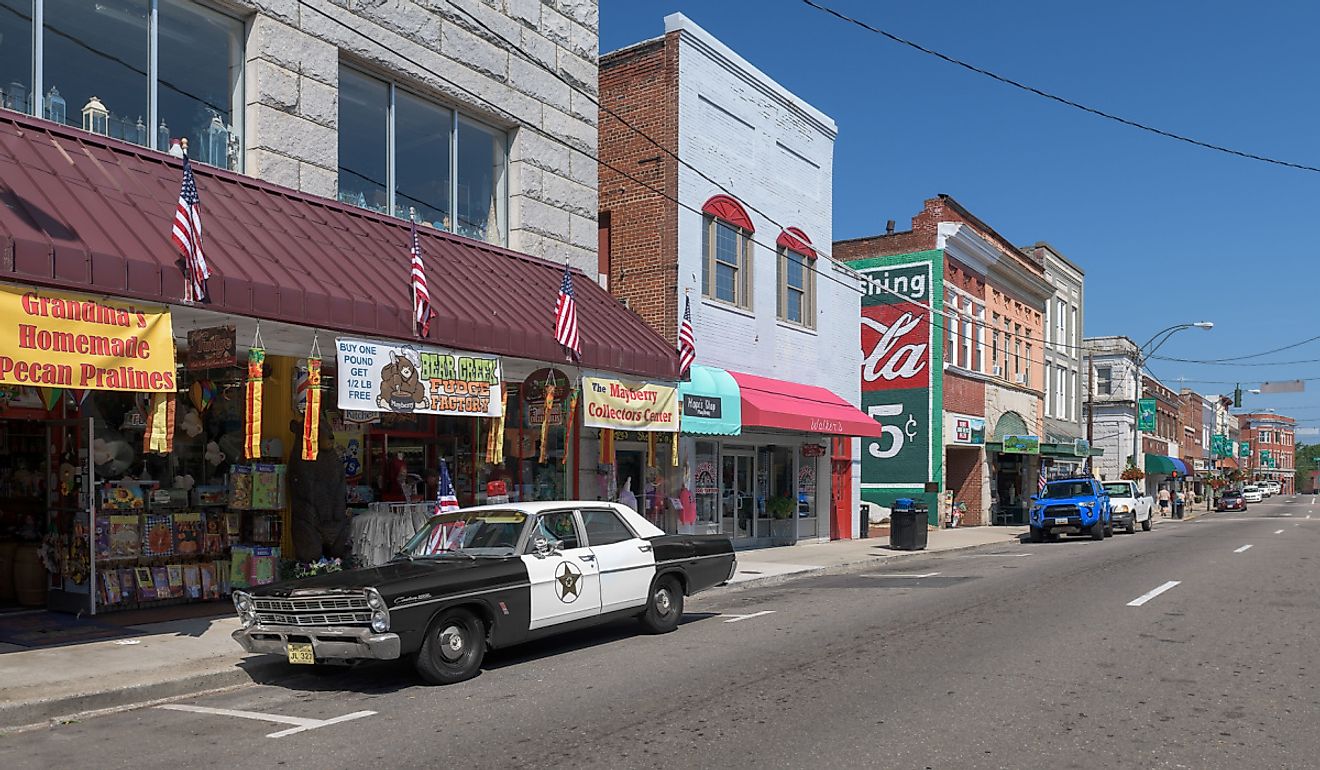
[990,252,1056,306]
[936,223,996,276]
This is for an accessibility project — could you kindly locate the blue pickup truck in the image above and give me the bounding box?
[1028,478,1113,542]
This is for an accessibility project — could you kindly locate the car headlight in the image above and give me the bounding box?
[365,588,385,611]
[371,610,390,633]
[1114,505,1129,513]
[233,591,256,628]
[1080,501,1094,509]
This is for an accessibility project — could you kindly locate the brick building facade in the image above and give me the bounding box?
[1238,412,1296,493]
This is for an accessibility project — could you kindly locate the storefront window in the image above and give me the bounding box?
[34,0,243,167]
[456,116,507,244]
[338,64,508,246]
[0,1,32,114]
[692,441,720,534]
[157,0,243,167]
[338,67,389,215]
[395,89,453,230]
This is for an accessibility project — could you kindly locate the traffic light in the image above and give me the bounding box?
[1234,384,1242,408]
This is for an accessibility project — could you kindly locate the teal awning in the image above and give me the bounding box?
[678,365,741,435]
[1145,455,1190,475]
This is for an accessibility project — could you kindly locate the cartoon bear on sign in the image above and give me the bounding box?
[376,348,427,412]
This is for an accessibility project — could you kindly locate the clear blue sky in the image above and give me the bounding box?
[601,1,1320,433]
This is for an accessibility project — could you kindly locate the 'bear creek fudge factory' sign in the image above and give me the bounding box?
[335,337,502,417]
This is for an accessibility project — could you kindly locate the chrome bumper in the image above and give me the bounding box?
[232,624,402,661]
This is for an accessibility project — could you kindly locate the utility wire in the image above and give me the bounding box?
[799,0,1320,174]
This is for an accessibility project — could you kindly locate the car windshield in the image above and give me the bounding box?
[398,509,528,559]
[1243,486,1259,492]
[1223,491,1243,498]
[1042,482,1093,499]
[1102,483,1132,496]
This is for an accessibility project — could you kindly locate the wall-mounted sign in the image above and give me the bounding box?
[1073,438,1090,457]
[1001,435,1041,455]
[185,325,236,370]
[1137,398,1157,432]
[335,337,501,416]
[683,394,722,419]
[521,368,572,402]
[0,285,175,391]
[945,413,986,446]
[582,375,678,432]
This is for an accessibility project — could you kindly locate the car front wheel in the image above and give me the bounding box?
[415,608,486,685]
[1090,519,1105,540]
[640,575,684,634]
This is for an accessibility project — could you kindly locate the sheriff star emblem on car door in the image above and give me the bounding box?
[555,561,582,603]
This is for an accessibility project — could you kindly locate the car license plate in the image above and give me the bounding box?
[286,642,315,665]
[1054,517,1069,525]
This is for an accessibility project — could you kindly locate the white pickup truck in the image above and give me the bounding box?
[1102,480,1154,533]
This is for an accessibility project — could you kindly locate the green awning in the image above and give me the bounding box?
[678,365,741,435]
[1144,455,1190,475]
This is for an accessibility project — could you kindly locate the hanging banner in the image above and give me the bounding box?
[1137,398,1157,432]
[335,337,502,417]
[582,375,679,432]
[0,285,175,391]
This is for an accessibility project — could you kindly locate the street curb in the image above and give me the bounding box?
[1,533,1025,733]
[709,534,1026,596]
[0,657,292,734]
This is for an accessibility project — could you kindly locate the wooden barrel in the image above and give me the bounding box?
[0,541,16,602]
[13,545,47,607]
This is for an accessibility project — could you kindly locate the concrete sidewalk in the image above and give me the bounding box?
[0,525,1026,732]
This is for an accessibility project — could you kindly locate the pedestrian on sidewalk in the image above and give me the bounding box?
[1157,485,1171,517]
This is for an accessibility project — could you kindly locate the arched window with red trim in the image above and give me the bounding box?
[777,227,816,328]
[701,195,754,308]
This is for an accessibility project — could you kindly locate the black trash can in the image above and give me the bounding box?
[859,503,871,539]
[889,500,928,551]
[1174,499,1185,519]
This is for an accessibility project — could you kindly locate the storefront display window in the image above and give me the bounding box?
[34,0,244,167]
[692,441,720,534]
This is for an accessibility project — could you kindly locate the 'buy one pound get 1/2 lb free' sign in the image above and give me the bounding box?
[335,336,502,417]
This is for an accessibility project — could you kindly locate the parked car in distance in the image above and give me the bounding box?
[1262,481,1281,497]
[1028,477,1113,542]
[1217,489,1247,512]
[1102,480,1154,533]
[1242,485,1264,503]
[231,502,736,685]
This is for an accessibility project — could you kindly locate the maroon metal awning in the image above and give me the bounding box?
[0,110,677,379]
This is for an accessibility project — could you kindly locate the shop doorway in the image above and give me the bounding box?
[721,450,755,545]
[616,449,644,513]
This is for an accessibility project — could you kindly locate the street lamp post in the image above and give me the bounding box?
[1132,322,1213,514]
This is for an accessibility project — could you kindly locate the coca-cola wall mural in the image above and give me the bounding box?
[852,253,944,520]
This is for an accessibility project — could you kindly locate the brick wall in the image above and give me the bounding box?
[944,372,985,416]
[598,33,681,343]
[946,448,985,526]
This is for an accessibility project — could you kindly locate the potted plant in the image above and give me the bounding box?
[766,496,796,543]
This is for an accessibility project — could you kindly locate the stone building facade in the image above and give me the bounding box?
[237,0,599,267]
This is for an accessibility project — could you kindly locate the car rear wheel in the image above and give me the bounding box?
[640,575,684,634]
[415,608,485,685]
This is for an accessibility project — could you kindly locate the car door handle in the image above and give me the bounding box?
[578,554,595,562]
[637,544,653,553]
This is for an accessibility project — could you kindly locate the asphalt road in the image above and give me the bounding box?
[4,496,1317,769]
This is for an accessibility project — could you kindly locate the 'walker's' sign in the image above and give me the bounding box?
[0,285,175,391]
[335,337,501,417]
[582,375,678,432]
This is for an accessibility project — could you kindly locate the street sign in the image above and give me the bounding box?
[1001,435,1040,454]
[1137,398,1157,432]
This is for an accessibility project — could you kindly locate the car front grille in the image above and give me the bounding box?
[253,594,371,628]
[1043,505,1079,517]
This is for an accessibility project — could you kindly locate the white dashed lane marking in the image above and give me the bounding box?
[1128,581,1182,607]
[722,610,777,624]
[1234,544,1254,553]
[1275,529,1285,534]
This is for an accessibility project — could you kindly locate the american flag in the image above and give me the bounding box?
[554,262,580,357]
[170,154,210,303]
[1038,464,1048,493]
[677,295,696,376]
[425,459,463,554]
[409,219,435,337]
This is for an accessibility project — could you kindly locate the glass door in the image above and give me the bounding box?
[721,450,755,544]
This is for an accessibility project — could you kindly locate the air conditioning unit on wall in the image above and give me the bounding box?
[992,366,1003,377]
[1014,373,1028,385]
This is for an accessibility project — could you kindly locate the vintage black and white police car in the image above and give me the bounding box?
[232,502,736,684]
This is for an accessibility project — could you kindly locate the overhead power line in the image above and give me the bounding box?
[799,0,1320,174]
